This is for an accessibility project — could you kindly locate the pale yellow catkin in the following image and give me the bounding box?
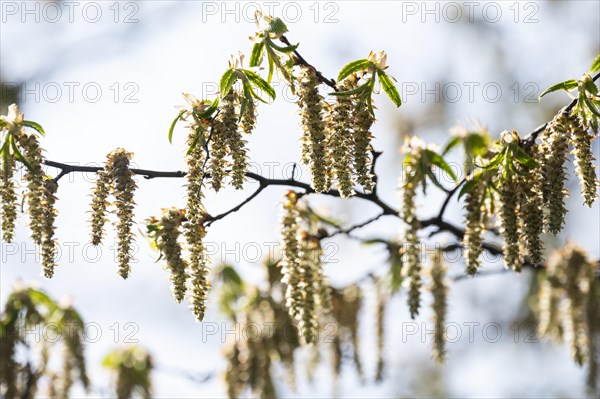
[568,113,599,207]
[463,179,485,275]
[328,79,356,198]
[1,156,18,242]
[297,66,330,193]
[17,132,45,244]
[110,149,137,279]
[430,250,448,364]
[184,131,211,321]
[540,113,569,234]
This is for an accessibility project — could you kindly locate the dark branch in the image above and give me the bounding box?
[280,35,338,90]
[522,71,600,145]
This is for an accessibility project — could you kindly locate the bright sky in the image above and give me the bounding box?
[1,1,599,397]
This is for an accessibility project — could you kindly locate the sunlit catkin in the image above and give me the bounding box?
[402,164,422,318]
[41,178,58,278]
[224,93,248,190]
[1,156,18,242]
[185,131,211,321]
[500,173,522,272]
[540,113,569,234]
[463,179,485,275]
[210,90,239,191]
[329,79,356,198]
[296,66,330,193]
[157,208,188,303]
[569,113,599,207]
[89,169,111,246]
[280,191,303,322]
[240,97,257,135]
[109,149,137,279]
[297,233,319,344]
[352,98,375,193]
[520,145,545,266]
[17,132,45,244]
[430,250,448,364]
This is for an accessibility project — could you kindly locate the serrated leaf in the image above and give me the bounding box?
[337,59,371,82]
[244,70,276,100]
[249,42,265,67]
[426,149,458,182]
[220,69,238,98]
[589,54,600,73]
[168,110,186,143]
[21,120,45,136]
[539,79,578,100]
[268,17,288,34]
[377,71,402,107]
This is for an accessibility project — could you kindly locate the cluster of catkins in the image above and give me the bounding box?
[537,244,599,391]
[296,67,376,197]
[1,128,59,277]
[0,286,89,399]
[279,190,332,343]
[208,90,257,191]
[463,113,599,275]
[224,296,298,399]
[104,347,153,399]
[89,148,137,279]
[148,206,211,322]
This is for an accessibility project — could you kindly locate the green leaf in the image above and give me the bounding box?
[583,95,600,117]
[442,136,461,155]
[458,176,481,199]
[198,98,219,118]
[267,51,275,83]
[589,54,600,73]
[0,120,6,129]
[426,169,447,191]
[269,40,299,53]
[330,84,369,97]
[10,135,32,171]
[511,144,537,168]
[244,70,276,100]
[249,42,265,67]
[220,265,243,286]
[337,59,371,82]
[168,110,186,144]
[425,149,458,182]
[22,120,45,136]
[480,151,504,169]
[538,79,578,100]
[220,69,238,98]
[267,17,288,34]
[377,71,402,107]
